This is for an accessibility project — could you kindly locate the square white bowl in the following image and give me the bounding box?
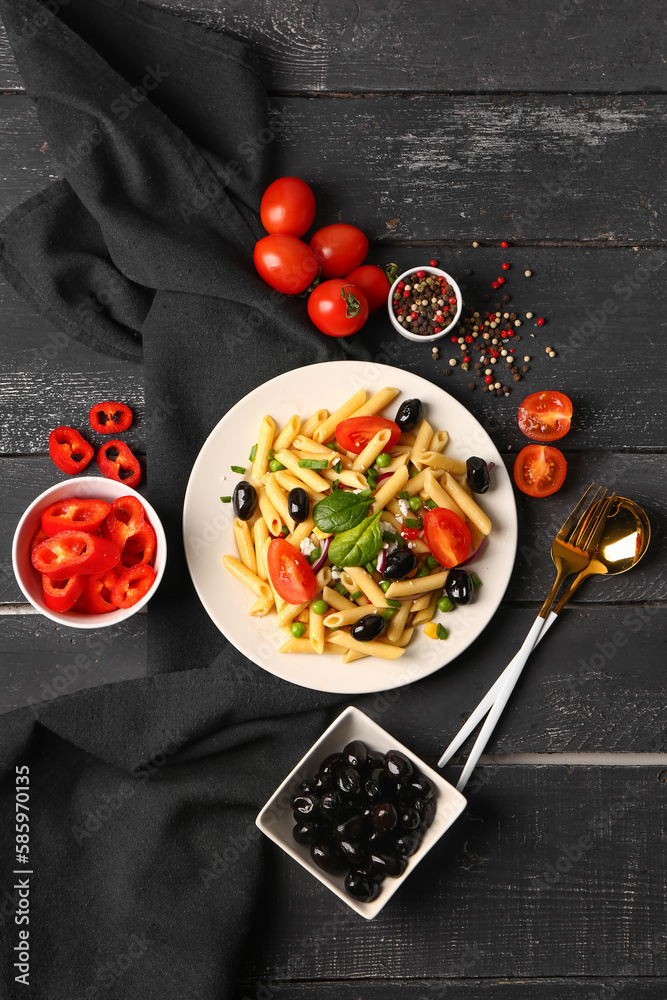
[256,706,467,919]
[12,476,167,628]
[387,265,463,342]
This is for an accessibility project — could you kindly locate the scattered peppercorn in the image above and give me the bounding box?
[465,268,473,276]
[501,240,509,248]
[443,368,452,376]
[501,262,510,270]
[429,259,439,267]
[524,270,532,277]
[537,317,545,326]
[467,382,476,390]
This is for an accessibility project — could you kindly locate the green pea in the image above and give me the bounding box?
[280,525,289,537]
[437,595,454,613]
[269,459,286,472]
[308,547,321,564]
[379,580,392,593]
[311,599,328,615]
[415,566,430,578]
[291,622,305,639]
[409,496,423,512]
[375,452,391,468]
[426,554,440,570]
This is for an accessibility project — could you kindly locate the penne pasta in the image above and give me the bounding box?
[422,472,466,520]
[273,415,301,451]
[279,639,339,654]
[385,571,448,598]
[409,419,433,470]
[412,591,439,625]
[300,409,329,438]
[321,468,368,490]
[410,593,432,613]
[352,428,392,472]
[233,517,256,574]
[275,470,321,503]
[420,451,467,476]
[383,626,414,648]
[324,606,385,628]
[223,556,273,602]
[312,389,367,443]
[322,585,356,611]
[342,648,369,662]
[405,466,444,497]
[257,486,282,537]
[287,517,315,547]
[348,387,399,419]
[275,449,330,492]
[371,465,409,515]
[428,429,449,454]
[309,605,325,654]
[344,566,389,608]
[276,600,309,628]
[315,566,332,590]
[443,472,492,535]
[381,452,410,474]
[387,600,410,642]
[248,594,274,617]
[252,415,275,482]
[265,474,294,532]
[253,521,270,580]
[327,631,405,660]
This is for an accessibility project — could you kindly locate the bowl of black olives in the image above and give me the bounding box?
[256,706,467,918]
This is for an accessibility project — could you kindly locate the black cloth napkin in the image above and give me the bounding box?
[0,2,385,996]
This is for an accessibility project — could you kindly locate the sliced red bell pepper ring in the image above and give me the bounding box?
[89,401,133,435]
[111,564,156,609]
[79,569,119,614]
[42,574,86,613]
[41,497,111,537]
[119,522,156,568]
[101,496,147,549]
[96,440,141,490]
[32,531,120,580]
[30,525,48,555]
[48,426,94,476]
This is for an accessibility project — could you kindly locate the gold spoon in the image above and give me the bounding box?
[551,496,651,614]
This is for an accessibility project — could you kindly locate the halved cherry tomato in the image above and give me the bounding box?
[32,531,120,580]
[267,538,318,604]
[253,234,319,295]
[41,497,111,537]
[260,177,316,237]
[89,401,133,435]
[423,508,472,568]
[513,445,567,497]
[307,280,369,338]
[42,573,85,613]
[80,569,119,614]
[517,391,573,442]
[344,265,391,313]
[335,416,401,455]
[309,224,368,279]
[112,564,156,609]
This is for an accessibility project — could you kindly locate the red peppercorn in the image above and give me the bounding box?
[402,290,410,298]
[429,259,438,267]
[398,281,405,288]
[491,281,499,290]
[509,347,516,353]
[463,355,470,363]
[484,375,493,384]
[448,296,457,305]
[434,327,442,334]
[465,335,473,343]
[397,308,404,315]
[416,270,425,278]
[501,262,510,270]
[497,277,505,285]
[537,317,545,326]
[500,331,507,338]
[507,330,514,337]
[501,241,509,248]
[411,312,418,320]
[450,335,457,342]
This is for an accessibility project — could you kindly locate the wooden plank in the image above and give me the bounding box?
[2,240,667,453]
[0,613,146,713]
[233,980,667,999]
[239,766,667,982]
[3,0,665,95]
[0,454,664,605]
[2,93,667,243]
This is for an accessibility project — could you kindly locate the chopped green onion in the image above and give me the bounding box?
[382,531,399,543]
[268,449,275,459]
[409,469,419,478]
[437,595,455,613]
[436,623,450,640]
[397,537,405,549]
[365,560,377,575]
[404,517,422,529]
[415,566,430,578]
[333,460,343,473]
[219,495,232,503]
[408,496,423,512]
[380,607,398,620]
[269,459,286,472]
[231,465,246,474]
[397,491,410,500]
[298,459,328,470]
[425,499,438,510]
[335,583,348,597]
[375,452,391,468]
[425,554,439,570]
[379,580,392,593]
[470,572,483,590]
[386,598,401,608]
[248,444,257,462]
[308,547,322,564]
[325,442,339,450]
[311,599,328,615]
[291,622,305,639]
[349,590,363,600]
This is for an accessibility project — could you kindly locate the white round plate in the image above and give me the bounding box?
[183,361,517,694]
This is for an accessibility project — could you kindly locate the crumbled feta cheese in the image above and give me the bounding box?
[384,541,399,555]
[352,488,364,494]
[299,538,317,557]
[330,568,341,581]
[407,542,415,550]
[397,498,410,517]
[379,521,393,535]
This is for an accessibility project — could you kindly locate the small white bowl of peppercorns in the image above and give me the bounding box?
[388,265,463,343]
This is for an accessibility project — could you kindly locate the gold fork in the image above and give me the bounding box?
[439,486,615,786]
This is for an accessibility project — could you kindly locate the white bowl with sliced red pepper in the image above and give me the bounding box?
[388,266,463,342]
[12,477,167,628]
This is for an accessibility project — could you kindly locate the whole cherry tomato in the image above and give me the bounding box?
[253,234,319,295]
[309,224,368,279]
[344,264,391,313]
[307,280,369,337]
[260,177,316,237]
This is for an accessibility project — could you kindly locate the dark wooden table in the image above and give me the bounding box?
[1,2,666,997]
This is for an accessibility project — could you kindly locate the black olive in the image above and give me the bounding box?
[293,821,319,846]
[408,776,435,801]
[291,792,319,817]
[232,480,258,520]
[319,752,345,775]
[394,398,424,433]
[319,791,344,820]
[466,456,490,495]
[338,839,367,866]
[395,832,422,856]
[342,740,368,770]
[311,841,345,875]
[337,766,362,797]
[446,568,473,606]
[368,850,408,879]
[398,807,420,831]
[287,487,309,523]
[372,802,398,832]
[367,750,385,769]
[365,767,389,802]
[334,814,366,841]
[415,797,436,830]
[345,869,380,902]
[383,549,418,580]
[351,614,385,643]
[384,750,414,783]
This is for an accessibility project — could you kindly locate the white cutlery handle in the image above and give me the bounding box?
[455,615,545,791]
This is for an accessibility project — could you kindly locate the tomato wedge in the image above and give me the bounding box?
[335,416,401,455]
[513,445,567,497]
[517,391,573,442]
[267,538,317,604]
[423,508,471,568]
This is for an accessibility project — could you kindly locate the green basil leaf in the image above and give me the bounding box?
[328,512,383,567]
[312,490,372,534]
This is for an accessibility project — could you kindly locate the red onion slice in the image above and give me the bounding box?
[376,548,387,573]
[460,537,486,566]
[488,461,495,471]
[376,472,394,485]
[391,591,430,602]
[310,535,331,575]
